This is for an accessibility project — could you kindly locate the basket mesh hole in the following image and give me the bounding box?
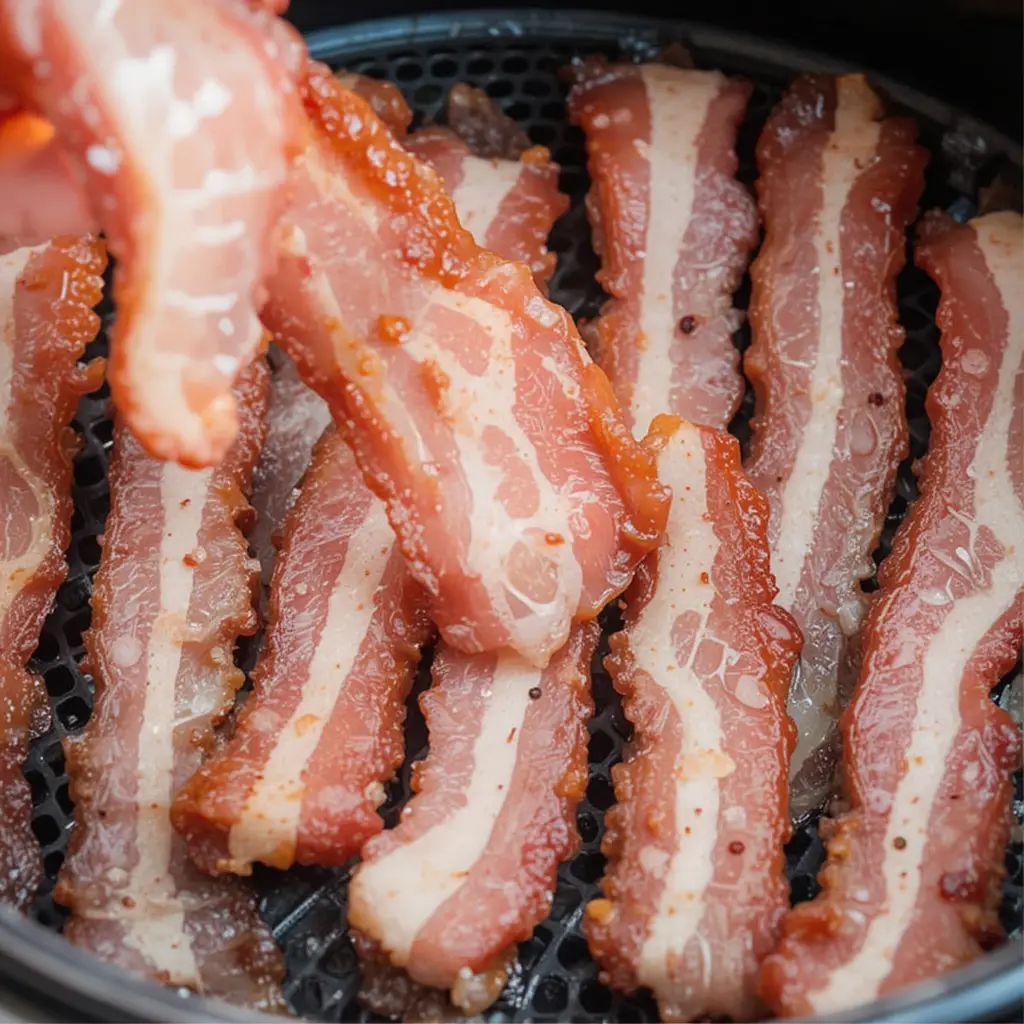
[556,933,591,971]
[502,54,531,75]
[534,975,570,1013]
[44,665,76,699]
[31,815,60,847]
[580,980,614,1014]
[430,57,459,78]
[570,850,605,884]
[57,695,91,732]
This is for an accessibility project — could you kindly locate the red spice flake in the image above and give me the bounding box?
[699,571,710,585]
[728,841,745,855]
[893,836,907,850]
[585,899,614,925]
[545,532,565,546]
[868,391,885,406]
[378,314,411,344]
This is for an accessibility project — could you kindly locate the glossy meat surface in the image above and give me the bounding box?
[262,64,670,666]
[0,0,304,467]
[0,236,105,910]
[744,74,927,818]
[173,426,432,874]
[56,364,285,1009]
[759,211,1024,1017]
[348,621,598,1005]
[586,419,800,1021]
[406,85,567,289]
[567,58,757,434]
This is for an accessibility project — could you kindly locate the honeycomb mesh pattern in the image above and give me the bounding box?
[20,19,1023,1023]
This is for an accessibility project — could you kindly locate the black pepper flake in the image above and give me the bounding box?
[528,687,542,700]
[679,315,697,334]
[893,836,907,850]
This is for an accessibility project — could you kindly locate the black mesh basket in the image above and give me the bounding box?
[0,9,1021,1024]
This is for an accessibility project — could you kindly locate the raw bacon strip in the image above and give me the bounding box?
[566,58,757,435]
[0,237,105,910]
[0,0,304,467]
[759,210,1024,1017]
[405,84,568,289]
[744,74,927,818]
[262,64,670,666]
[348,621,598,1011]
[585,419,801,1022]
[334,72,413,138]
[172,426,432,874]
[56,364,285,1010]
[249,348,330,583]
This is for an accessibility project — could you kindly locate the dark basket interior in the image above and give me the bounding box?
[18,12,1024,1023]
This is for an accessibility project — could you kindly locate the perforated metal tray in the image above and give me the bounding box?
[3,10,1022,1023]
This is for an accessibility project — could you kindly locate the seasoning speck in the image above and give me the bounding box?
[528,687,542,700]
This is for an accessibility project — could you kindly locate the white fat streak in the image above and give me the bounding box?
[395,287,583,659]
[449,156,524,249]
[809,214,1024,1014]
[287,166,582,659]
[771,78,881,608]
[120,462,212,985]
[228,505,395,866]
[631,68,723,437]
[0,244,60,619]
[349,653,541,965]
[629,425,724,994]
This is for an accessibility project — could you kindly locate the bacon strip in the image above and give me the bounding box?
[584,419,800,1022]
[405,85,568,289]
[262,64,669,666]
[566,58,757,435]
[56,364,285,1009]
[172,425,432,874]
[0,0,304,467]
[248,349,330,583]
[334,72,413,139]
[348,620,598,1012]
[0,237,104,910]
[758,210,1023,1017]
[744,74,927,818]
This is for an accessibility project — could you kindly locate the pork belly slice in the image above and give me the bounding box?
[406,84,568,290]
[335,71,414,139]
[173,425,432,874]
[566,57,757,435]
[56,363,285,1010]
[759,210,1023,1017]
[348,621,598,1014]
[0,237,105,910]
[583,418,800,1022]
[261,63,669,667]
[744,73,927,818]
[0,1,304,467]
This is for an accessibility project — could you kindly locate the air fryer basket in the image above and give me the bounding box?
[0,9,1020,1024]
